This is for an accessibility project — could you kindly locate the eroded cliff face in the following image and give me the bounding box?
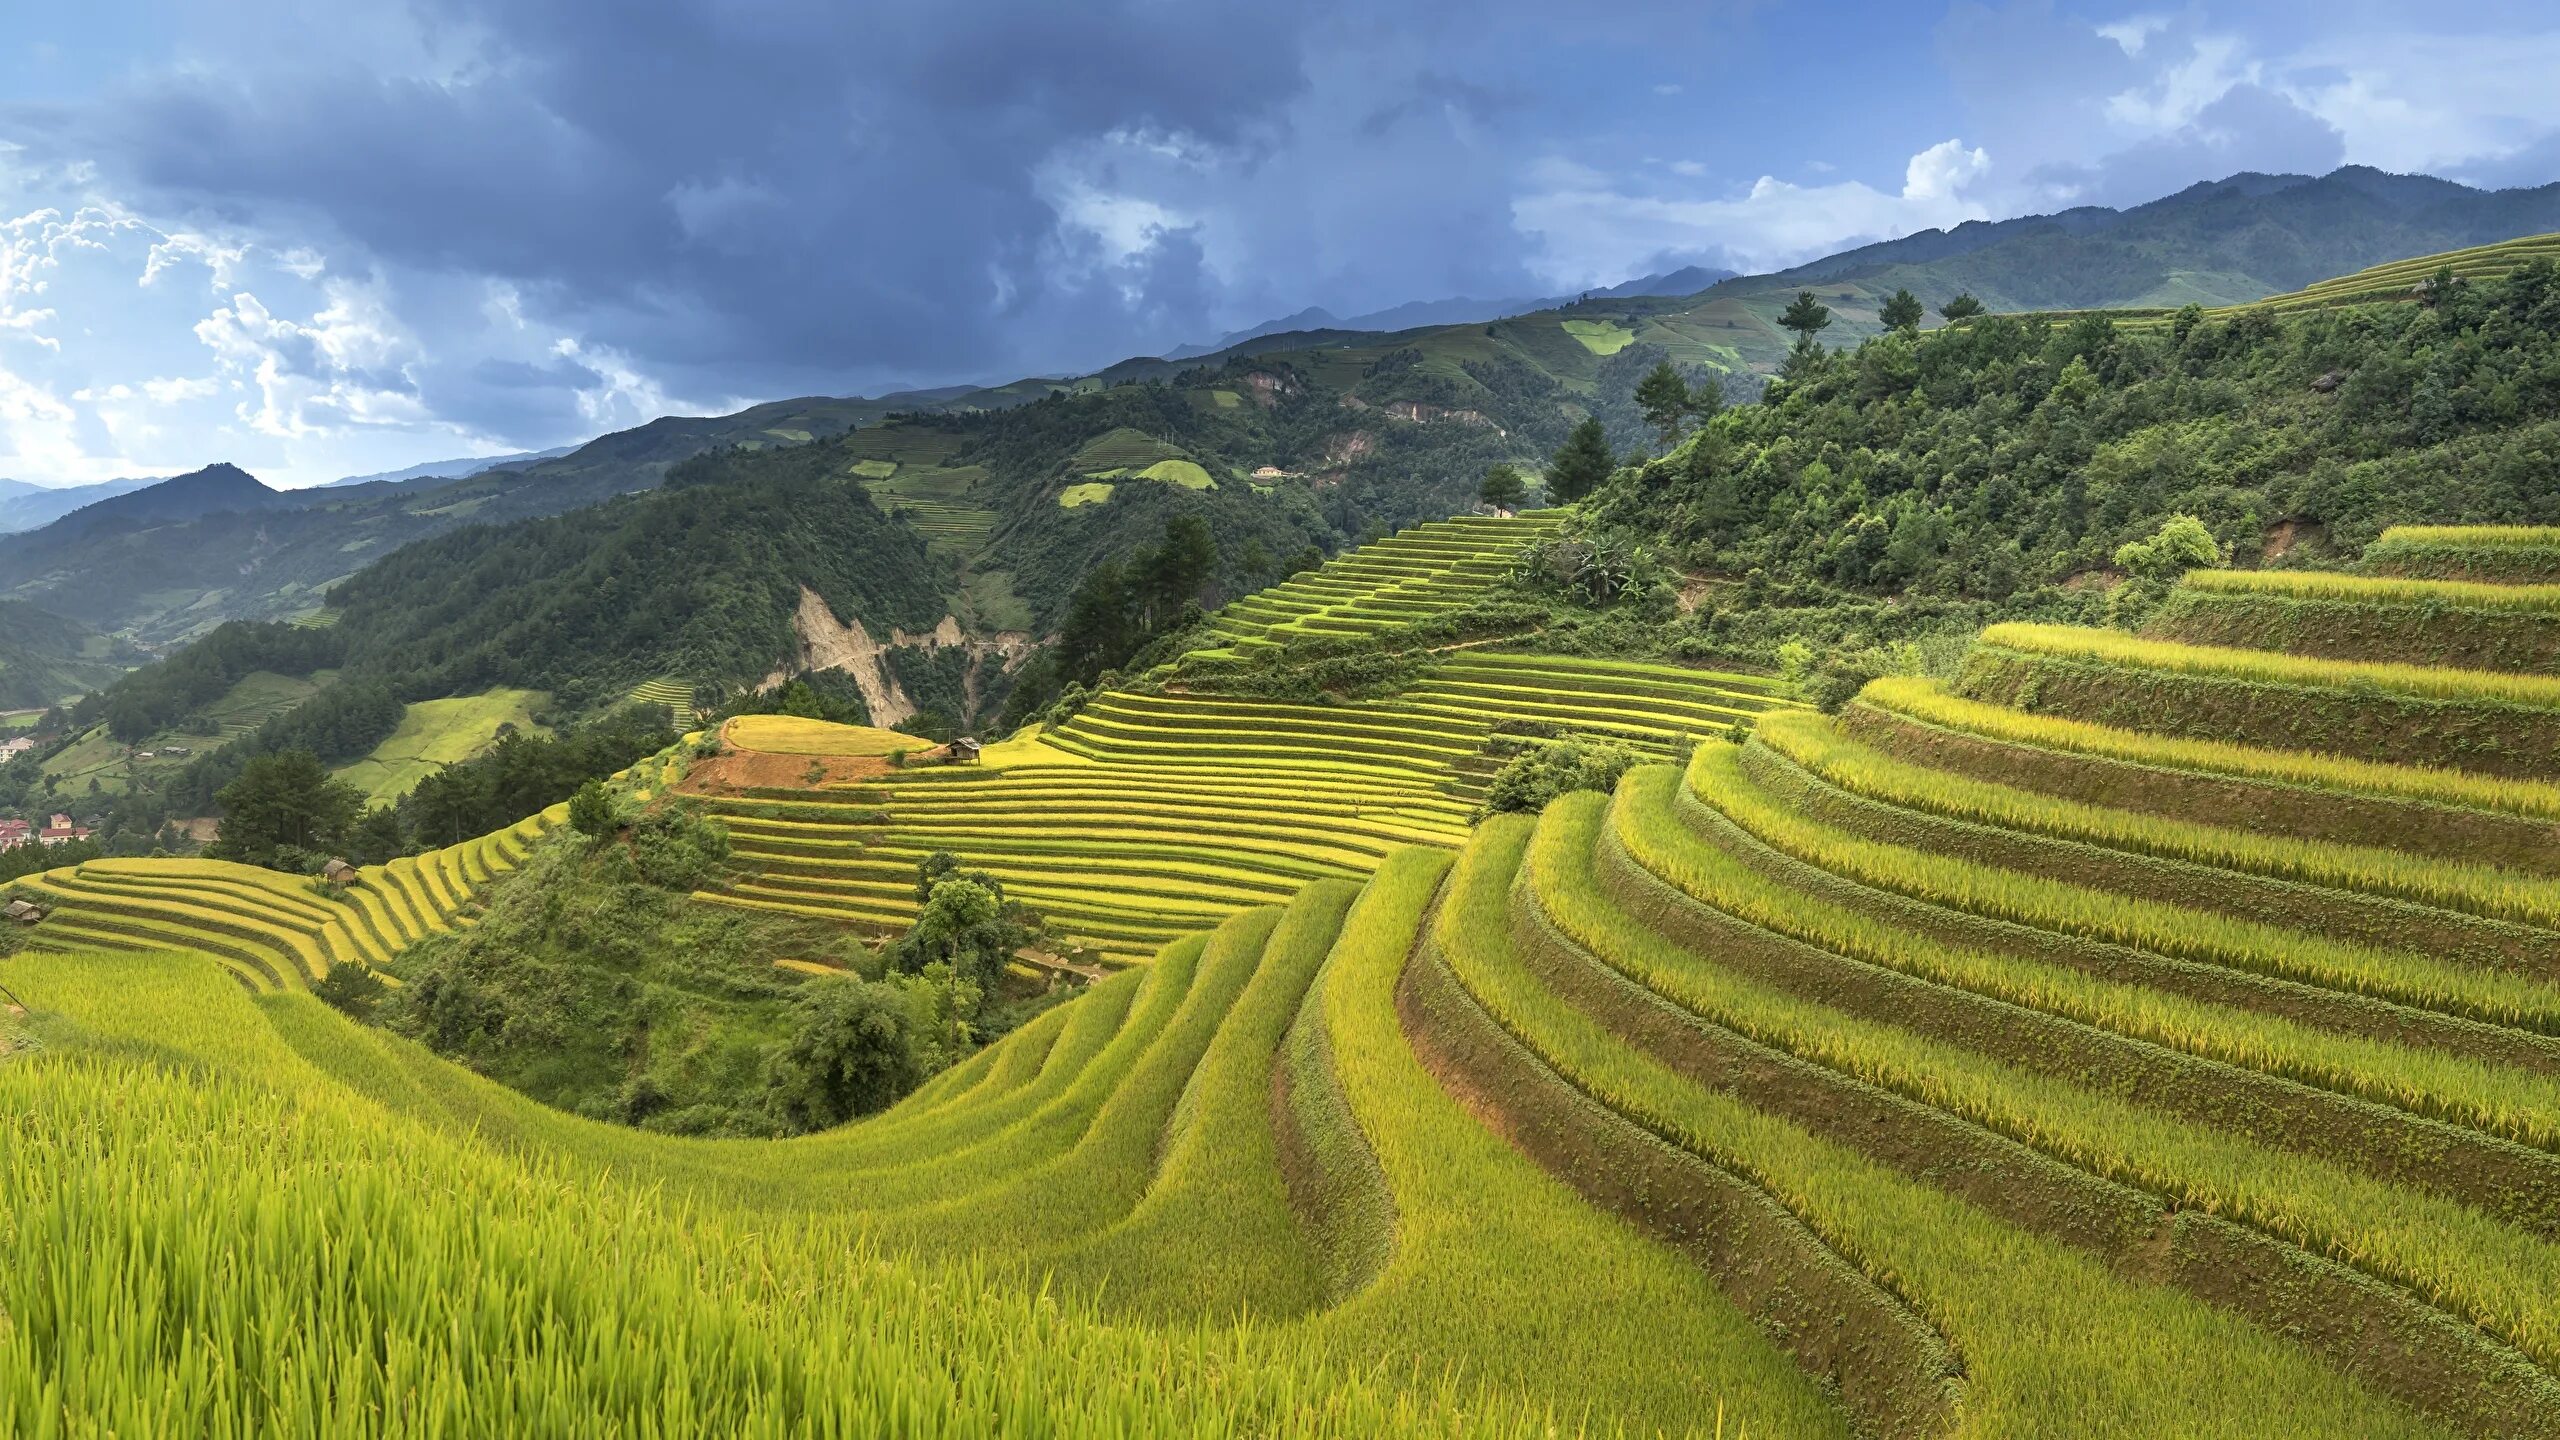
[759,586,1036,728]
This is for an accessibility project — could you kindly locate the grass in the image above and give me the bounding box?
[0,950,1613,1440]
[1443,810,2457,1438]
[723,714,918,756]
[1858,675,2560,821]
[1545,785,2560,1396]
[1071,426,1189,473]
[1304,846,1839,1436]
[1135,458,1216,489]
[1756,708,2560,930]
[1561,318,1636,355]
[627,676,697,728]
[11,800,561,989]
[333,687,549,804]
[694,515,1789,960]
[1977,622,2560,709]
[42,669,335,796]
[2182,568,2560,615]
[1686,740,2560,1033]
[1058,481,1115,508]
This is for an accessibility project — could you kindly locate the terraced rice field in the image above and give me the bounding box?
[1197,513,1568,655]
[0,854,1840,1437]
[627,676,697,727]
[862,462,998,552]
[695,653,1794,962]
[1375,557,2560,1435]
[333,687,548,805]
[8,808,556,990]
[14,552,2560,1435]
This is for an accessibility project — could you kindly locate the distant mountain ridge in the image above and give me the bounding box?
[317,446,580,490]
[1165,263,1741,359]
[42,463,287,540]
[17,163,2560,649]
[0,476,162,535]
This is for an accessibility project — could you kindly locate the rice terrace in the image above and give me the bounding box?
[14,12,2560,1437]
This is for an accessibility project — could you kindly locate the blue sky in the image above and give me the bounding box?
[2,0,2557,487]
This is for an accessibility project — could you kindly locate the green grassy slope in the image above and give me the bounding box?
[332,687,550,805]
[690,517,1800,963]
[14,528,2560,1435]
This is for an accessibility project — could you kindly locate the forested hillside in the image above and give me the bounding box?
[1593,255,2560,647]
[18,166,2554,650]
[0,602,147,710]
[327,444,954,709]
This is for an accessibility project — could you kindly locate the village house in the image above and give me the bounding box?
[0,819,30,852]
[38,813,92,847]
[0,736,34,763]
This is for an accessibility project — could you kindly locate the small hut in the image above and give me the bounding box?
[320,858,360,889]
[4,898,45,927]
[946,737,983,765]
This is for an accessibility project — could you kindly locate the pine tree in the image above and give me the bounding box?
[1478,463,1527,512]
[1777,290,1832,345]
[1633,361,1692,450]
[1545,418,1616,504]
[1879,288,1924,333]
[1939,291,1986,321]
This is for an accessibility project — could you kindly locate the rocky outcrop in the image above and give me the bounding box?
[762,587,1043,727]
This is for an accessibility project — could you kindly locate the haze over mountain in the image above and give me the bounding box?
[0,477,161,535]
[1164,265,1744,360]
[9,160,2558,654]
[317,446,581,490]
[12,1,2560,491]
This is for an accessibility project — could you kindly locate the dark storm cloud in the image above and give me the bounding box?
[2028,84,2348,209]
[13,0,1365,397]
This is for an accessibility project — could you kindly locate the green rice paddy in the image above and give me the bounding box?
[333,687,549,805]
[9,532,2558,1437]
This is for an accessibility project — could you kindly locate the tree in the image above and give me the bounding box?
[1056,559,1133,684]
[1478,463,1528,512]
[1545,418,1616,504]
[567,779,615,839]
[1687,373,1725,425]
[1939,292,1986,322]
[1778,290,1832,345]
[1477,735,1642,819]
[1633,361,1692,450]
[2113,513,2222,581]
[1880,288,1925,333]
[207,750,363,870]
[763,978,928,1132]
[313,961,387,1022]
[1133,513,1216,631]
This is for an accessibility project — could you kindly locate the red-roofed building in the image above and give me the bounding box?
[38,813,90,847]
[0,819,30,852]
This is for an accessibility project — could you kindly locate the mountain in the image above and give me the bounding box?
[0,600,150,709]
[40,463,288,540]
[1166,294,1564,359]
[26,164,2560,651]
[0,476,161,534]
[316,446,579,490]
[0,389,1061,645]
[1586,264,1738,299]
[1164,267,1741,360]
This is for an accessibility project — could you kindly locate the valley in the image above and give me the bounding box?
[13,186,2560,1438]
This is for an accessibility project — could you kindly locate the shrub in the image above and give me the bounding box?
[630,801,730,890]
[1478,735,1643,819]
[763,976,933,1133]
[567,780,616,839]
[312,961,388,1022]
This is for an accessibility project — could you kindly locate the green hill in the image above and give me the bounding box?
[24,166,2560,651]
[20,547,2560,1431]
[0,600,144,709]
